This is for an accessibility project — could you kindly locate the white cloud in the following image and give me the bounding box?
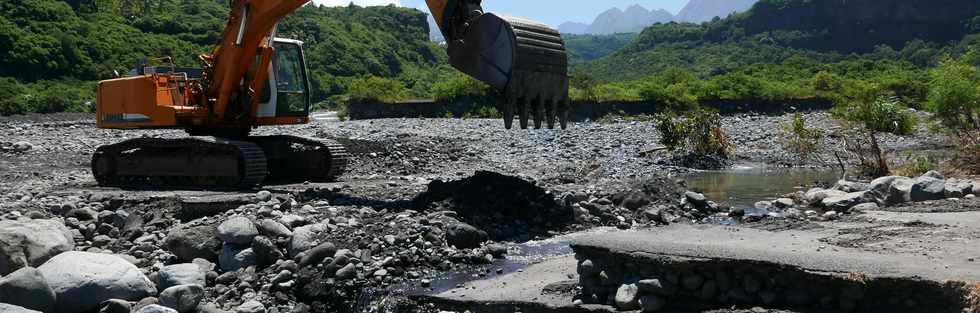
[312,0,402,7]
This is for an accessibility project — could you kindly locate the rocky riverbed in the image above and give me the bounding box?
[0,112,974,313]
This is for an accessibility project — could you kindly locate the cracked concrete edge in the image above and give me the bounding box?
[568,224,980,284]
[968,283,980,313]
[414,295,615,313]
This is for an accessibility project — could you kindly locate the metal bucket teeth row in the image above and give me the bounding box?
[499,16,569,130]
[500,70,569,130]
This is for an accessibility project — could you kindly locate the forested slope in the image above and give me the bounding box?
[0,0,448,115]
[577,0,980,81]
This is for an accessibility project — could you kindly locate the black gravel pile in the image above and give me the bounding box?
[413,171,572,242]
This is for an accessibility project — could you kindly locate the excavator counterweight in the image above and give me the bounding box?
[92,0,569,190]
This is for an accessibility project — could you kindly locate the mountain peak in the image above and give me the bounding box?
[580,4,673,35]
[676,0,757,23]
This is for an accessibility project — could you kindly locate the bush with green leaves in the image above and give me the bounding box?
[926,56,980,142]
[780,113,824,162]
[346,76,410,103]
[834,87,917,176]
[655,108,732,157]
[430,72,489,101]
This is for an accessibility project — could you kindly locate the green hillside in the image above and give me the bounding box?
[578,0,980,81]
[564,33,636,65]
[0,0,449,115]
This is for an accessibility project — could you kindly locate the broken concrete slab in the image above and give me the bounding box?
[570,224,980,313]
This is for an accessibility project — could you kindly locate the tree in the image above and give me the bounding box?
[835,84,917,176]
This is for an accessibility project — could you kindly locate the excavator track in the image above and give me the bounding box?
[250,135,350,183]
[91,135,349,190]
[92,137,267,190]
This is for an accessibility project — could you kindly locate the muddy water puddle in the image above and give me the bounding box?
[355,229,620,312]
[684,165,839,209]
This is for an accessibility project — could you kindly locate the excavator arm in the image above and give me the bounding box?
[203,0,568,130]
[426,0,570,129]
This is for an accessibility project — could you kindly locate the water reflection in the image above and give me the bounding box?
[684,165,840,209]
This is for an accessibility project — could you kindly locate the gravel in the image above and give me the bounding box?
[0,112,961,312]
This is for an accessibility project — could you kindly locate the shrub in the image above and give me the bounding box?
[655,108,732,157]
[462,105,501,119]
[834,89,918,177]
[430,72,488,101]
[780,113,824,162]
[926,56,980,143]
[893,153,937,177]
[347,76,410,103]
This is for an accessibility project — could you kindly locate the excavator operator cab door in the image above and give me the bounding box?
[257,38,311,124]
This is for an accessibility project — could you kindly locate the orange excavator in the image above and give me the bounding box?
[92,0,568,189]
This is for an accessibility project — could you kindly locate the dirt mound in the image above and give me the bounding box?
[414,171,571,241]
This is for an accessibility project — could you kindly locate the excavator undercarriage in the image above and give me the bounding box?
[92,136,348,190]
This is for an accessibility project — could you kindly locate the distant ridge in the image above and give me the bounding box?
[558,1,758,35]
[676,0,757,23]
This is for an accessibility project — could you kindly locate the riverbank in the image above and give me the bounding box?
[0,111,969,313]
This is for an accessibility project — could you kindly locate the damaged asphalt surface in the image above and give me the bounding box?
[0,112,976,313]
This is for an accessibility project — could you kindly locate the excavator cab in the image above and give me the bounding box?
[255,38,312,125]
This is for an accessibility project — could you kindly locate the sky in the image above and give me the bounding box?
[311,0,692,27]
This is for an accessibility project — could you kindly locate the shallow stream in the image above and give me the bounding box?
[684,165,840,209]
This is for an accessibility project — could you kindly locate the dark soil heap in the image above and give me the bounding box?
[414,171,572,241]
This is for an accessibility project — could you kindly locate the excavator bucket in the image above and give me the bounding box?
[447,13,569,129]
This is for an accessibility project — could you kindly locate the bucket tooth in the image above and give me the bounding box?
[519,98,530,129]
[533,96,544,129]
[501,96,515,130]
[559,99,569,130]
[546,98,557,129]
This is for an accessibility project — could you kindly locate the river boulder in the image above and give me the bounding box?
[945,180,973,198]
[0,219,74,275]
[834,180,869,192]
[38,251,155,313]
[0,303,42,313]
[0,267,55,312]
[805,188,847,206]
[157,263,205,291]
[216,217,258,245]
[822,191,873,211]
[911,174,946,202]
[164,226,222,262]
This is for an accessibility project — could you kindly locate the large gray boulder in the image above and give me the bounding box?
[911,175,946,202]
[218,244,255,272]
[445,222,488,249]
[164,226,222,262]
[158,284,204,313]
[0,303,42,313]
[135,305,177,313]
[834,180,869,193]
[251,236,283,268]
[821,191,872,211]
[288,224,326,258]
[255,220,292,238]
[38,251,156,313]
[804,188,847,206]
[868,176,904,204]
[973,182,980,196]
[216,217,258,245]
[886,177,914,206]
[0,267,55,312]
[157,264,205,291]
[945,180,973,199]
[0,219,74,275]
